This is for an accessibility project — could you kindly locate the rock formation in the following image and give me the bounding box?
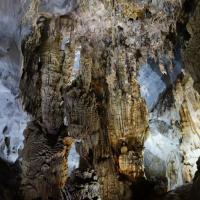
[1,0,200,200]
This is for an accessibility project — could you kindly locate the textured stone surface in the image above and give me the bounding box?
[1,0,200,200]
[19,0,200,199]
[67,169,101,200]
[0,0,29,162]
[183,0,200,93]
[21,120,73,200]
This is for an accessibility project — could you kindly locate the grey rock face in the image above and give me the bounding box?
[0,0,29,162]
[39,0,77,15]
[67,169,101,200]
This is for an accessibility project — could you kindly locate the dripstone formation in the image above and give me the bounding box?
[1,0,200,200]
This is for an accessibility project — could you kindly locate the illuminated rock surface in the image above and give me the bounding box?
[0,0,200,200]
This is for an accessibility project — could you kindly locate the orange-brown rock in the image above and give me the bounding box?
[17,0,200,200]
[21,120,73,200]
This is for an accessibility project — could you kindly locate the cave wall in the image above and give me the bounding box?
[0,0,29,162]
[19,0,191,199]
[1,0,200,200]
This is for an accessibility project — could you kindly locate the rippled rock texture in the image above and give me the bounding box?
[1,0,200,200]
[21,120,73,199]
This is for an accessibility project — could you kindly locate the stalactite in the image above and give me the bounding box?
[1,0,200,200]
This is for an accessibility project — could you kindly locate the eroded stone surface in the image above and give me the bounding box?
[21,120,73,200]
[1,0,200,200]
